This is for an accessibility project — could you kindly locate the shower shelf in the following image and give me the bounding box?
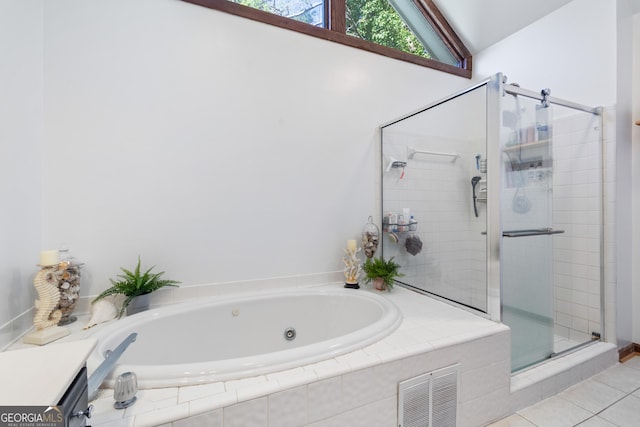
[383,223,418,233]
[502,139,550,153]
[382,222,418,233]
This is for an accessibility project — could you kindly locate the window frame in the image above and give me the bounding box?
[181,0,472,78]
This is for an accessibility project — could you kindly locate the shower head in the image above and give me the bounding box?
[471,176,482,218]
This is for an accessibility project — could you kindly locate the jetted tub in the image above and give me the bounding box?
[87,287,402,389]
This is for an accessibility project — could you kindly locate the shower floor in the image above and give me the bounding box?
[554,334,584,354]
[505,306,591,371]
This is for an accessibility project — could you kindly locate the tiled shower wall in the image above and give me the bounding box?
[381,105,610,337]
[382,132,486,311]
[552,111,604,344]
[554,109,615,342]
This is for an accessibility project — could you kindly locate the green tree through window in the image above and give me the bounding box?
[346,0,430,59]
[232,0,324,27]
[182,0,471,77]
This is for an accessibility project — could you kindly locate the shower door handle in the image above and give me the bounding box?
[502,228,565,237]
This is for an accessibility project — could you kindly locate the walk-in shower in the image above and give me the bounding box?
[380,73,604,372]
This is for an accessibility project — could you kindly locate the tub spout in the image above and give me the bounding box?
[88,332,137,401]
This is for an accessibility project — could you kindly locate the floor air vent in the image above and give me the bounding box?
[398,364,459,427]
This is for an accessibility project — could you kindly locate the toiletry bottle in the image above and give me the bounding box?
[536,104,551,141]
[389,212,398,232]
[409,216,417,231]
[402,208,411,231]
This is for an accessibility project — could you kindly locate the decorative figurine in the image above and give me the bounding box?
[23,250,70,345]
[83,299,117,330]
[32,267,63,328]
[343,240,362,289]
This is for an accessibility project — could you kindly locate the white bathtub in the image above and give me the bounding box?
[87,287,402,389]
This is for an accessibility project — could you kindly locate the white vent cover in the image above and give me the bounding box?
[398,364,459,427]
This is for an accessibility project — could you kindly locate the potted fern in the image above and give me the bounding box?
[363,256,404,291]
[93,257,180,318]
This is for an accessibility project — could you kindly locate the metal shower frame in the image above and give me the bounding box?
[381,73,605,343]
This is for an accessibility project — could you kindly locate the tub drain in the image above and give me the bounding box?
[284,327,296,341]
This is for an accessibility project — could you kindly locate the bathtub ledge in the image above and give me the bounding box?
[12,283,510,426]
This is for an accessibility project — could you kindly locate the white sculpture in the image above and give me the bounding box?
[343,246,362,288]
[32,267,63,329]
[23,250,70,345]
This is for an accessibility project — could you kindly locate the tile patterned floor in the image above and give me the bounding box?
[488,355,640,427]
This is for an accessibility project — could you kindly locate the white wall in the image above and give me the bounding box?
[0,0,43,347]
[40,0,467,298]
[615,0,635,350]
[632,12,640,344]
[473,0,617,107]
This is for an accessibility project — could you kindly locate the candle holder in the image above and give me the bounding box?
[23,250,70,345]
[55,248,83,326]
[343,246,362,289]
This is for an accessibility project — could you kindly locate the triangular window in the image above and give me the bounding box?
[184,0,471,76]
[229,0,326,27]
[346,0,461,66]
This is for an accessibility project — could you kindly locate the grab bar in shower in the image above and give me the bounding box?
[502,228,565,237]
[407,146,460,162]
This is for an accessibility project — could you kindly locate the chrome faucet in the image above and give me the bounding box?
[88,333,137,401]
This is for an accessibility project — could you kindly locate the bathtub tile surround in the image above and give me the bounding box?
[223,398,268,426]
[173,410,222,427]
[7,275,617,426]
[2,271,618,427]
[178,382,225,403]
[0,307,34,351]
[307,376,344,423]
[81,282,584,427]
[50,282,511,426]
[268,386,307,427]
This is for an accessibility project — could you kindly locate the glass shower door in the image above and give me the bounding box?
[380,85,489,314]
[500,94,558,371]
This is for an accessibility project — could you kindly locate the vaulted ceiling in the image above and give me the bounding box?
[435,0,573,54]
